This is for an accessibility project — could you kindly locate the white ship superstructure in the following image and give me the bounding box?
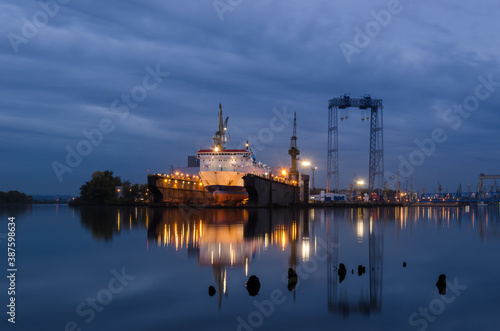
[197,104,270,203]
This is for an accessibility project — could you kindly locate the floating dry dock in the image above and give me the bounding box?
[147,173,211,205]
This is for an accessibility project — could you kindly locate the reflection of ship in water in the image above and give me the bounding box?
[147,208,311,307]
[327,208,383,316]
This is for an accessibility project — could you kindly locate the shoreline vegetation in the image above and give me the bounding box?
[0,191,32,204]
[69,170,148,206]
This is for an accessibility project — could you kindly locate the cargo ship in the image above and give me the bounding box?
[197,104,270,203]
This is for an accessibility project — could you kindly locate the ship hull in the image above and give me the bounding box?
[205,185,248,204]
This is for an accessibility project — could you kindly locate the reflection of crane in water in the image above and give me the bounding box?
[327,209,383,316]
[286,208,310,302]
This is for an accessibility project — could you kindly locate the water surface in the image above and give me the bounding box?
[0,205,499,331]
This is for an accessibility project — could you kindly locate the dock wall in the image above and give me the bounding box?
[243,174,301,207]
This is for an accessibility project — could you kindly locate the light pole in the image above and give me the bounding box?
[301,161,311,196]
[311,166,317,192]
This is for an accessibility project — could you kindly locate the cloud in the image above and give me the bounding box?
[1,0,499,194]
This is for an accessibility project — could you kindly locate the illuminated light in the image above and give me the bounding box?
[164,179,167,182]
[214,147,219,152]
[175,172,179,175]
[281,169,287,176]
[302,161,311,167]
[117,189,121,192]
[356,180,364,185]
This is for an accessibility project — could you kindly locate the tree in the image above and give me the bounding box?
[0,191,31,203]
[121,180,140,203]
[79,170,122,204]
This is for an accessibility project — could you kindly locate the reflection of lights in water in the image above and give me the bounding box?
[292,222,297,241]
[369,216,373,235]
[282,230,286,251]
[230,244,234,266]
[175,223,179,251]
[245,258,248,276]
[117,210,120,231]
[211,251,214,264]
[302,238,310,262]
[164,225,167,246]
[314,236,317,255]
[181,223,185,249]
[265,233,268,249]
[357,221,364,243]
[223,270,227,294]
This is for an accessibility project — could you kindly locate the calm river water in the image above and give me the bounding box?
[0,204,499,331]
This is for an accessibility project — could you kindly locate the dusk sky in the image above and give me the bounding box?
[1,0,499,195]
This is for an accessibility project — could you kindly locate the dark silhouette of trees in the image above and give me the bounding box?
[79,170,122,204]
[0,191,31,203]
[73,170,146,205]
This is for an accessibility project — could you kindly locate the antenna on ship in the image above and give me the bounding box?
[288,112,300,180]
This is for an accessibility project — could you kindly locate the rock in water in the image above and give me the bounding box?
[246,275,261,296]
[288,268,298,291]
[338,263,347,283]
[358,265,366,276]
[436,274,446,295]
[208,286,216,296]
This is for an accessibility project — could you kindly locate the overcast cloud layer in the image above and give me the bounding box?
[1,0,499,195]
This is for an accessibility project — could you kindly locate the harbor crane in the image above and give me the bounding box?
[288,112,300,180]
[327,94,384,195]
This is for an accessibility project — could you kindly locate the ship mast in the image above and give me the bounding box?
[213,103,228,150]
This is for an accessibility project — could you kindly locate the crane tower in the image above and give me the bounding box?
[327,95,384,194]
